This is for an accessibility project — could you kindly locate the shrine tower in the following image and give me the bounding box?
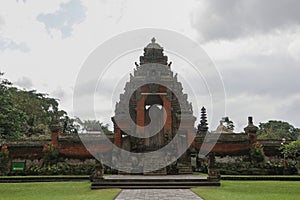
[111,38,196,174]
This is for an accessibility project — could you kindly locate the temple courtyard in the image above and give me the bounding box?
[1,30,300,200]
[1,179,300,200]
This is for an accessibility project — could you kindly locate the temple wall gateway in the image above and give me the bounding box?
[1,130,291,174]
[111,39,196,175]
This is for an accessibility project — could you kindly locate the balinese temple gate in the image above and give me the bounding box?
[111,38,196,175]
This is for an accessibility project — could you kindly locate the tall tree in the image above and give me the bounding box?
[76,118,112,135]
[1,71,158,138]
[9,89,67,136]
[0,72,68,138]
[0,72,27,139]
[61,115,79,134]
[257,120,300,140]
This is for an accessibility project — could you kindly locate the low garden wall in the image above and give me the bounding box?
[0,133,297,176]
[0,134,114,175]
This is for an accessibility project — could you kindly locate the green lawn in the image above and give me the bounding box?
[192,181,300,200]
[0,182,120,200]
[1,181,299,200]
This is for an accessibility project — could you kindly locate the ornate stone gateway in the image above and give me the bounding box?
[111,38,196,174]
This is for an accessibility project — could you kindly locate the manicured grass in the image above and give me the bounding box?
[1,180,299,200]
[192,181,300,200]
[0,175,89,178]
[0,181,120,200]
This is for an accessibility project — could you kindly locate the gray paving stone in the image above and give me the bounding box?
[114,189,203,200]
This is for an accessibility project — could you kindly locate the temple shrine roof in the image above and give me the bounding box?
[140,38,168,65]
[145,38,163,49]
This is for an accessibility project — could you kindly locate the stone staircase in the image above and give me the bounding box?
[177,162,193,174]
[91,175,220,189]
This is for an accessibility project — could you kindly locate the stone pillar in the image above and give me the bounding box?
[207,152,220,182]
[51,132,59,146]
[112,117,121,147]
[114,128,121,147]
[136,95,146,135]
[244,116,258,144]
[162,95,172,141]
[49,123,62,147]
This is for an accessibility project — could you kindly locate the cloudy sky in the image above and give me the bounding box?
[0,0,300,131]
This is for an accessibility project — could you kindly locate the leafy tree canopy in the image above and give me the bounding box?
[0,72,69,139]
[223,116,235,131]
[281,139,300,158]
[257,120,300,140]
[0,72,27,139]
[75,118,112,135]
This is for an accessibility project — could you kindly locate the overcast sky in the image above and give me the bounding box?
[0,0,300,131]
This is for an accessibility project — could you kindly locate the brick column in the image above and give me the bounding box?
[244,116,258,145]
[114,128,121,147]
[50,123,62,147]
[162,95,172,141]
[136,95,146,135]
[51,131,60,147]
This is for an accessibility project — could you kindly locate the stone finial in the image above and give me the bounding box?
[140,38,167,65]
[248,116,253,125]
[145,37,162,49]
[244,116,258,132]
[244,116,258,143]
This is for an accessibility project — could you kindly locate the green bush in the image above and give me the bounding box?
[26,162,95,175]
[42,142,59,166]
[250,142,265,164]
[196,157,208,173]
[214,156,297,175]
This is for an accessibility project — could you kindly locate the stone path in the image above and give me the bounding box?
[114,189,203,200]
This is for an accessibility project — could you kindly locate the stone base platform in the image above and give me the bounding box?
[91,175,220,189]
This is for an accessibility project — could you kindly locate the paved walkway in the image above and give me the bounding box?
[114,189,204,200]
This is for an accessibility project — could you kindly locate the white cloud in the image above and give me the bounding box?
[0,15,4,27]
[51,86,66,99]
[0,0,299,130]
[0,36,30,52]
[288,41,300,60]
[37,0,86,38]
[191,0,300,42]
[205,33,300,128]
